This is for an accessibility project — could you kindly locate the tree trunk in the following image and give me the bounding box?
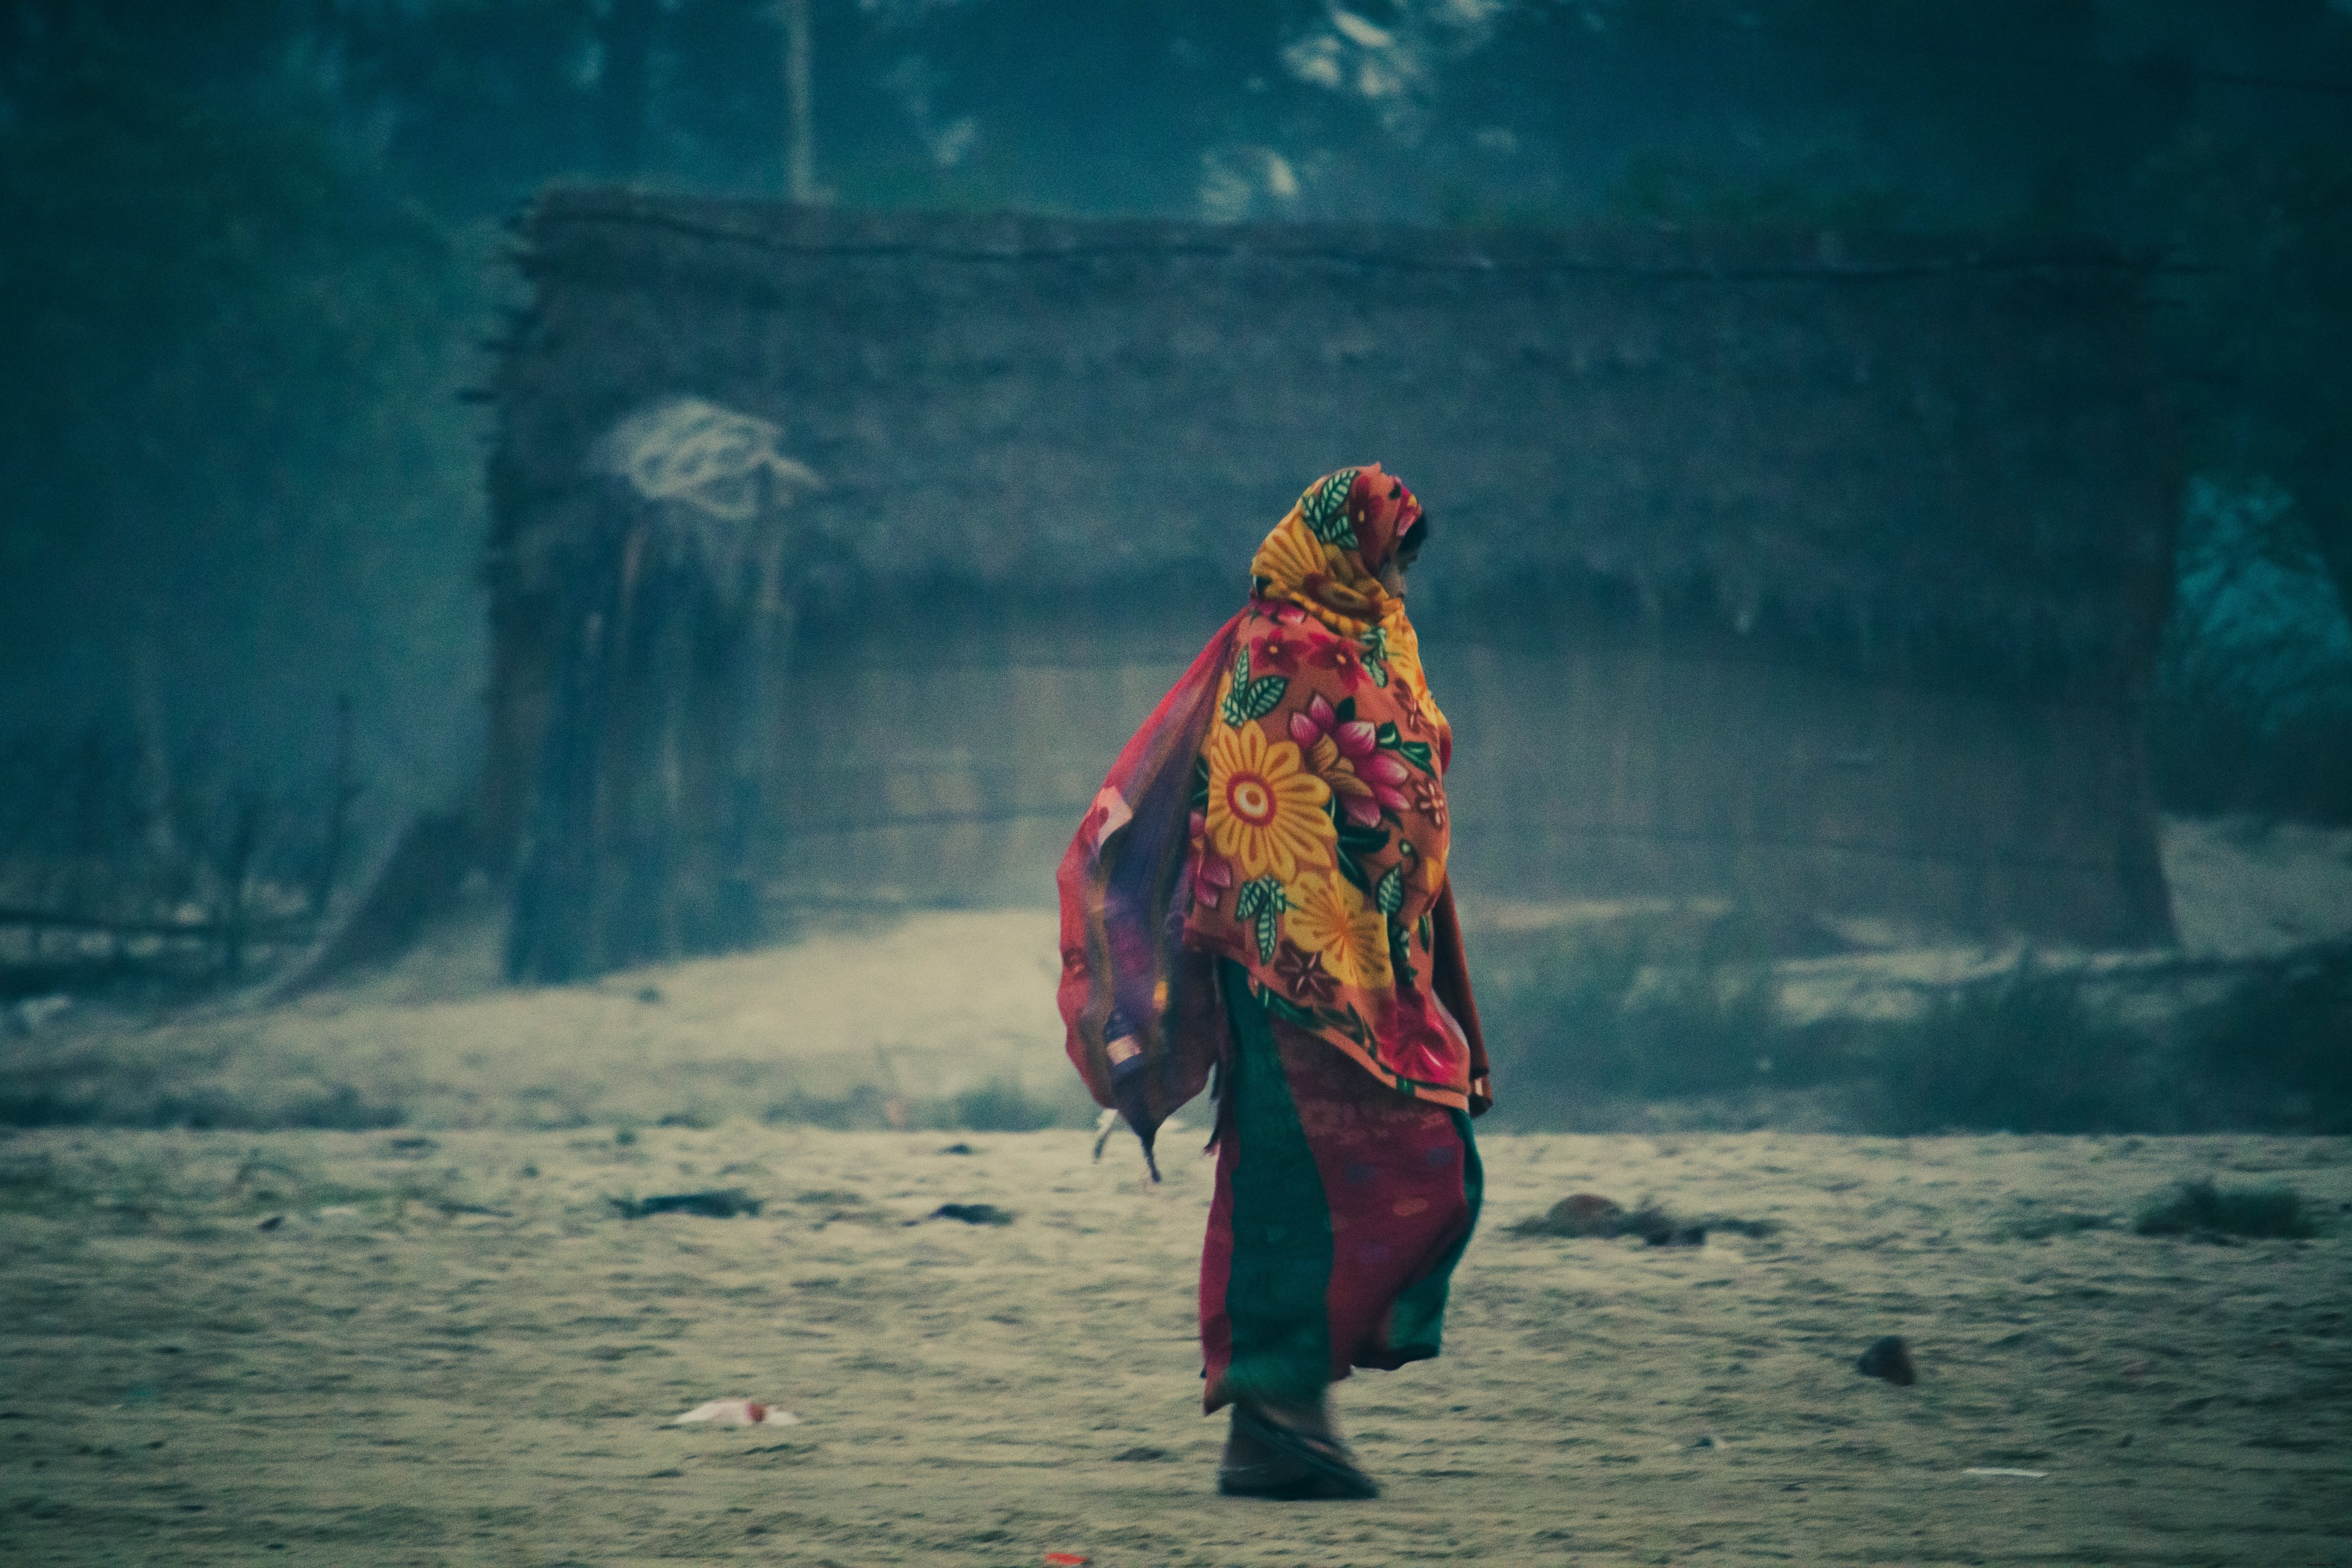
[601,0,658,178]
[783,0,815,201]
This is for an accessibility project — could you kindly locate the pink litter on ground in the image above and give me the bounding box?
[670,1399,799,1427]
[1042,1555,1090,1566]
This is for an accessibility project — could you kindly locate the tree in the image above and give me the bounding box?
[0,45,495,812]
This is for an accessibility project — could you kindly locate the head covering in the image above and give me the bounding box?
[1056,466,1488,1177]
[1247,465,1418,629]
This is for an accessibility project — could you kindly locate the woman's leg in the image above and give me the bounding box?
[1200,961,1480,1495]
[1200,960,1335,1417]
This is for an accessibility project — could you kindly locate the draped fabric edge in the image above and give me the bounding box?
[1428,884,1495,1116]
[1055,613,1244,1178]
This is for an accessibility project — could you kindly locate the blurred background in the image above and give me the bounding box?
[2,1,2348,1133]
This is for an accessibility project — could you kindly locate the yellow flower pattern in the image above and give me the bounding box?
[1249,512,1386,633]
[1202,718,1334,882]
[1283,870,1393,990]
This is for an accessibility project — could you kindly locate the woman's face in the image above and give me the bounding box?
[1377,535,1421,599]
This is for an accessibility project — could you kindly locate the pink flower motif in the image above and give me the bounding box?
[1360,751,1412,792]
[1378,995,1465,1085]
[1288,695,1408,825]
[1188,808,1234,908]
[1254,630,1305,677]
[1080,787,1133,854]
[1384,1025,1460,1086]
[1303,638,1364,691]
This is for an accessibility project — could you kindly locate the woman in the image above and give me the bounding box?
[1056,465,1491,1501]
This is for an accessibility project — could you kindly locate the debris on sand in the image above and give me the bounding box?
[608,1189,763,1219]
[1964,1466,2047,1478]
[1857,1335,1917,1385]
[2132,1176,2317,1240]
[1508,1194,1721,1247]
[1991,1202,2114,1241]
[923,1203,1014,1226]
[1510,1193,1626,1237]
[1629,1208,1709,1248]
[1705,1216,1782,1239]
[671,1399,799,1427]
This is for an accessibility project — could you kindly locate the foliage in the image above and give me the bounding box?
[1863,958,2153,1135]
[1474,927,2352,1136]
[2147,131,2352,619]
[2176,942,2352,1133]
[757,1075,1088,1132]
[942,1074,1063,1132]
[2132,1176,2318,1240]
[2147,479,2352,824]
[0,56,495,818]
[1474,909,1780,1127]
[0,720,361,997]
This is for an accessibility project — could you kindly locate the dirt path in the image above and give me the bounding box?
[4,1127,2346,1565]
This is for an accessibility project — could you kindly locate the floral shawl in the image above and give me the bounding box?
[1057,466,1490,1174]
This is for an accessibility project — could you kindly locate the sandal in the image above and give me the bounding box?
[1216,1404,1380,1500]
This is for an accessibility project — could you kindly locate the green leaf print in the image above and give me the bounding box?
[1329,809,1387,896]
[1234,877,1290,964]
[1374,721,1435,774]
[1235,675,1288,722]
[1374,864,1406,916]
[1259,987,1322,1032]
[1357,626,1391,688]
[1220,643,1289,726]
[1234,873,1289,955]
[1301,468,1360,547]
[1387,913,1418,991]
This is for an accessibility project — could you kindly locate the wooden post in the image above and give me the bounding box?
[783,0,815,202]
[719,470,796,946]
[312,694,356,918]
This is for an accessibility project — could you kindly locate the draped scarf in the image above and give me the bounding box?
[1056,466,1490,1175]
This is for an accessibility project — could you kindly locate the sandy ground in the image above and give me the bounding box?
[3,1125,2348,1566]
[3,816,2348,1562]
[2,907,1090,1132]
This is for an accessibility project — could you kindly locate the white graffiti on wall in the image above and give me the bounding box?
[604,396,822,523]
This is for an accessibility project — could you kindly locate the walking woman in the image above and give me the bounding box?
[1056,465,1491,1500]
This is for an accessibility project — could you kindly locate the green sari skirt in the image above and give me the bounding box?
[1200,958,1482,1410]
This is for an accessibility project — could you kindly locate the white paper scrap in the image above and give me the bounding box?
[672,1399,799,1427]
